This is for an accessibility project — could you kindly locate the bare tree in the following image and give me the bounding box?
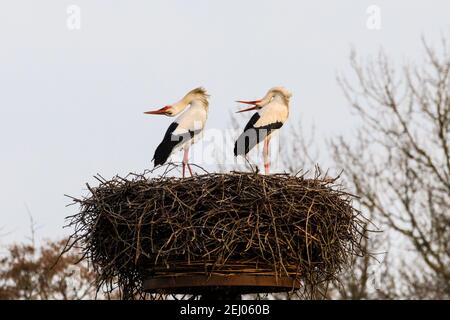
[0,238,97,300]
[332,37,450,299]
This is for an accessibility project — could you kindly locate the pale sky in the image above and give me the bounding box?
[0,0,449,245]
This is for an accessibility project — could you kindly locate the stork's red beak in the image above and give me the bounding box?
[235,100,262,113]
[144,106,171,115]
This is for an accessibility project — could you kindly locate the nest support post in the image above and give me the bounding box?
[198,288,242,301]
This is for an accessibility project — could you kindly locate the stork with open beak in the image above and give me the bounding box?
[234,87,292,174]
[144,87,210,177]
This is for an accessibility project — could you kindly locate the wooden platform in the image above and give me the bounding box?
[143,274,301,295]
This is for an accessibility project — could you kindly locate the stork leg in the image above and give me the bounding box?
[263,136,271,175]
[182,147,189,178]
[182,147,194,177]
[187,163,194,177]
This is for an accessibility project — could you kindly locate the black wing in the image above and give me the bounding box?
[153,122,199,167]
[234,113,283,156]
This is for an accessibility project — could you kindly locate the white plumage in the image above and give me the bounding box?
[144,87,209,177]
[234,87,292,174]
[254,95,289,128]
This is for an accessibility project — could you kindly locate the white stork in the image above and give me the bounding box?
[234,87,292,174]
[144,87,210,177]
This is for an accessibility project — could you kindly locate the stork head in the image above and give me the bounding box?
[144,87,209,117]
[269,86,292,101]
[236,86,292,113]
[183,87,210,109]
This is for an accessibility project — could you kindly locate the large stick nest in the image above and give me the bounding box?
[65,166,366,299]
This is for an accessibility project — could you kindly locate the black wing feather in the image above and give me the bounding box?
[234,113,283,156]
[153,122,200,167]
